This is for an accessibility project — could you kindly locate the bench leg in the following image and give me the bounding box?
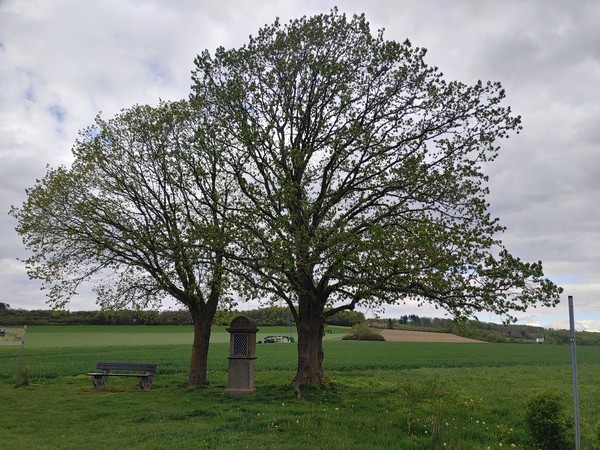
[138,376,153,391]
[92,375,107,390]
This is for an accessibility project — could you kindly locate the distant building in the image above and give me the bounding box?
[263,335,295,343]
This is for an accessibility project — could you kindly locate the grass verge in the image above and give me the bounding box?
[1,327,599,449]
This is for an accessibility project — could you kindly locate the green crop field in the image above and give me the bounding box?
[1,325,599,449]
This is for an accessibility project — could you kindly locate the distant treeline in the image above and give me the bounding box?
[367,315,600,346]
[0,308,191,326]
[0,305,365,328]
[2,305,599,345]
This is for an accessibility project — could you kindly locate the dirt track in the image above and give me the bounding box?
[380,329,485,343]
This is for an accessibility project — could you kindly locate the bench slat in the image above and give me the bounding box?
[86,373,144,377]
[86,362,157,390]
[96,362,157,373]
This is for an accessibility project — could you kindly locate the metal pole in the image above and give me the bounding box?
[569,296,581,450]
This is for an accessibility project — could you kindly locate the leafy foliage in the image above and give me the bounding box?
[326,309,365,327]
[9,100,233,385]
[524,391,572,450]
[342,323,385,341]
[11,101,231,312]
[11,9,562,389]
[191,8,562,385]
[193,9,561,321]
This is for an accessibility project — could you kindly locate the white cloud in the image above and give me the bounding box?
[0,0,598,330]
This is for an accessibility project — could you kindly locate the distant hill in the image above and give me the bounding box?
[366,315,600,345]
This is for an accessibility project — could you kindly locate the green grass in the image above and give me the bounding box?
[1,326,600,449]
[17,324,345,348]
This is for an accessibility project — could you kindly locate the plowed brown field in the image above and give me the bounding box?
[380,329,485,343]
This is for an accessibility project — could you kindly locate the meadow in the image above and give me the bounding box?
[1,325,599,449]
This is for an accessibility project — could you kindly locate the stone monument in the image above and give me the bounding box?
[225,316,258,395]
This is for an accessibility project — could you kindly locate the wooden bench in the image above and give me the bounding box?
[86,362,157,390]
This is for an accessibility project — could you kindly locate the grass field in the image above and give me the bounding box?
[1,325,599,449]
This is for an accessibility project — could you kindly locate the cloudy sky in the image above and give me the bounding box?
[1,0,598,330]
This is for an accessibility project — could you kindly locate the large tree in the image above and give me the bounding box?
[10,100,233,385]
[192,10,562,392]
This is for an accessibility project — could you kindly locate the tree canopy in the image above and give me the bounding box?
[191,9,562,390]
[11,9,562,392]
[10,100,233,385]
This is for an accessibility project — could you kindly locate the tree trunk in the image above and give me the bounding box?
[292,299,326,396]
[187,307,213,386]
[184,257,223,386]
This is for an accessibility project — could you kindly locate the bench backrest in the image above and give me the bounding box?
[96,362,157,374]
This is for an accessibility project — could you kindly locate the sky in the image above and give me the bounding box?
[1,0,598,331]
